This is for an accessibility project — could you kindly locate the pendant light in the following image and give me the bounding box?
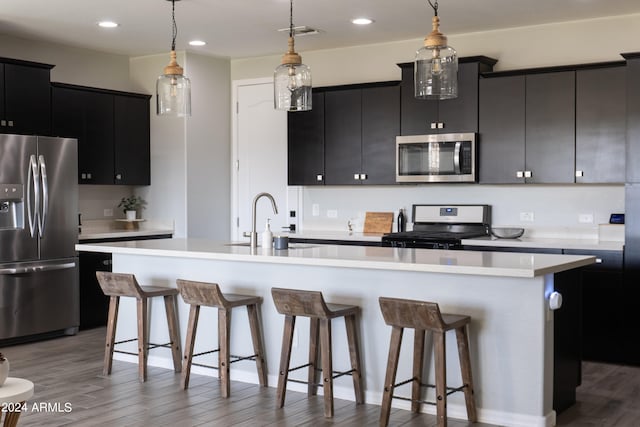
[414,0,458,100]
[274,0,312,111]
[156,0,191,117]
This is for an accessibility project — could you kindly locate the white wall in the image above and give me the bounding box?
[231,14,639,234]
[184,53,231,239]
[129,52,231,238]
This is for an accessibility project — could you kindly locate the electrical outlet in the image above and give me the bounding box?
[520,212,534,222]
[312,204,320,217]
[327,209,338,218]
[579,213,594,224]
[103,208,113,217]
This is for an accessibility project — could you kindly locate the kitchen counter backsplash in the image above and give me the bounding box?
[79,219,174,241]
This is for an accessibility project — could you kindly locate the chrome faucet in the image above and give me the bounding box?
[249,192,278,249]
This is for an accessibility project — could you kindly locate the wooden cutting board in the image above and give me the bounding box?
[363,212,394,234]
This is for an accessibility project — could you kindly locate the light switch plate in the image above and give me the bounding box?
[312,204,320,217]
[104,208,113,217]
[520,212,534,222]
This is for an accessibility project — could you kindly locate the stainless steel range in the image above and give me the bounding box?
[382,204,491,249]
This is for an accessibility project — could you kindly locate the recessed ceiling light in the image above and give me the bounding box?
[98,21,119,28]
[351,18,374,25]
[189,40,206,46]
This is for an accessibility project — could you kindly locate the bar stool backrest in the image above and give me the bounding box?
[96,271,144,298]
[379,296,446,331]
[177,279,226,308]
[271,287,330,318]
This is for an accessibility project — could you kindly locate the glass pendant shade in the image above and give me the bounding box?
[156,0,191,117]
[157,71,191,117]
[274,0,312,112]
[274,61,312,111]
[415,11,458,100]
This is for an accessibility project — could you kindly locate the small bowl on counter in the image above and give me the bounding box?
[490,227,525,239]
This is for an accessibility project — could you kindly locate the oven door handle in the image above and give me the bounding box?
[453,142,461,174]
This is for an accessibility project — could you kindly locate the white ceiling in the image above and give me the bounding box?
[2,0,640,59]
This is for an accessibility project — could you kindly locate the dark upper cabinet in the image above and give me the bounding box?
[288,83,400,186]
[52,83,151,185]
[575,66,626,183]
[626,54,640,183]
[114,95,151,185]
[399,58,495,135]
[361,85,400,184]
[325,88,362,185]
[288,92,325,185]
[479,75,526,184]
[324,84,400,185]
[525,71,575,184]
[0,59,53,135]
[479,71,575,184]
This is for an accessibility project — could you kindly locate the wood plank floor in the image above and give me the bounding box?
[2,327,638,426]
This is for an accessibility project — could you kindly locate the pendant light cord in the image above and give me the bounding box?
[428,0,439,16]
[171,0,178,51]
[289,0,294,38]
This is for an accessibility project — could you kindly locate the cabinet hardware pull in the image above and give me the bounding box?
[0,120,5,126]
[516,171,524,178]
[316,174,323,181]
[360,174,367,180]
[437,122,444,129]
[8,120,13,127]
[115,174,122,180]
[524,171,532,178]
[430,122,437,129]
[353,173,360,180]
[595,258,603,263]
[575,170,584,177]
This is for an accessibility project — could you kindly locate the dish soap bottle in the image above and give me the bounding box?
[261,218,273,248]
[397,208,406,232]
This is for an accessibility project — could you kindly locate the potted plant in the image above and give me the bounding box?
[118,196,147,220]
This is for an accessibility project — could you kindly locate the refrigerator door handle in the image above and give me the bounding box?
[38,155,48,237]
[26,154,39,238]
[0,261,76,275]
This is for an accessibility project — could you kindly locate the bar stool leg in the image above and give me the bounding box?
[164,294,182,373]
[455,326,477,422]
[247,303,268,387]
[380,326,403,427]
[344,313,364,404]
[137,297,149,383]
[277,314,296,408]
[412,329,426,413]
[319,318,334,418]
[308,317,320,396]
[103,296,120,376]
[219,308,232,398]
[181,305,200,389]
[434,331,447,427]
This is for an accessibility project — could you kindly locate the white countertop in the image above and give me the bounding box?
[79,219,174,241]
[76,238,595,278]
[288,229,624,251]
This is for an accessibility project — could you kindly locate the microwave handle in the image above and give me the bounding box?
[453,142,461,174]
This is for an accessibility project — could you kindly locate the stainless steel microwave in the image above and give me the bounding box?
[396,133,477,183]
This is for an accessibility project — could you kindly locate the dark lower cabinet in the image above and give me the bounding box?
[78,234,172,329]
[564,250,626,364]
[78,251,112,330]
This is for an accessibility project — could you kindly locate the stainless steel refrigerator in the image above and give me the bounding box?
[0,134,79,343]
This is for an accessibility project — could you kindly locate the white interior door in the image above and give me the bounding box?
[233,80,288,241]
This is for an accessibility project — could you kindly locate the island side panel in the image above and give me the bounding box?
[110,253,553,427]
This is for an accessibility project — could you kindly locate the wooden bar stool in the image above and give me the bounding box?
[96,271,182,383]
[271,287,364,418]
[177,279,267,397]
[378,296,477,427]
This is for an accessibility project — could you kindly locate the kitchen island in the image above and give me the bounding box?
[75,239,594,427]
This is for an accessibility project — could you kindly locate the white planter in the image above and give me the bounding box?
[0,357,9,386]
[126,210,137,221]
